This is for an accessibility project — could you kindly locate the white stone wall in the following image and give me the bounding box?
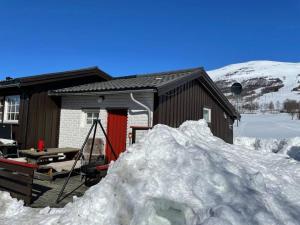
[58,92,154,149]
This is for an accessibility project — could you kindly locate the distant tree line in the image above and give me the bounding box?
[283,99,300,120]
[241,100,280,113]
[239,99,300,119]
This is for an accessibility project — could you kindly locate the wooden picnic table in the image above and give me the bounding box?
[18,147,79,164]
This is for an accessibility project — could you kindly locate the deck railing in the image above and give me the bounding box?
[0,158,37,205]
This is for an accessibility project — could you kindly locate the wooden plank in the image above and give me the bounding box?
[0,169,32,183]
[18,148,79,157]
[44,92,51,147]
[34,171,53,181]
[26,91,38,148]
[0,162,35,175]
[0,158,38,168]
[169,90,174,126]
[0,177,32,196]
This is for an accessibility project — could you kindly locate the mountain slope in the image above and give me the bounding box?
[208,61,300,108]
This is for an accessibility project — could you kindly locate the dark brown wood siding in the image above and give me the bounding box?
[153,79,234,143]
[0,91,60,149]
[23,91,61,149]
[0,74,108,149]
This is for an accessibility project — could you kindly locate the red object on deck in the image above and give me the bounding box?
[96,164,109,171]
[37,139,45,152]
[105,109,128,163]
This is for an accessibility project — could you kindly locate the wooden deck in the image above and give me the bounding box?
[31,174,89,208]
[0,153,89,207]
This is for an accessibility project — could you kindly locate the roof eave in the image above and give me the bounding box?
[20,67,112,87]
[48,88,157,96]
[0,82,21,90]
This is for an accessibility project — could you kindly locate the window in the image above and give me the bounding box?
[203,107,211,123]
[4,95,20,123]
[86,110,100,125]
[0,98,4,122]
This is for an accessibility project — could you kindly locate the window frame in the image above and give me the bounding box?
[81,108,100,127]
[3,95,20,124]
[0,97,4,123]
[203,107,212,123]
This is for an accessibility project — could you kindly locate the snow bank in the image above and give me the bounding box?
[234,137,300,161]
[1,120,300,225]
[0,191,28,218]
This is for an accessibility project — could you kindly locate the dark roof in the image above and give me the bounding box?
[50,67,202,94]
[0,67,111,89]
[50,67,240,119]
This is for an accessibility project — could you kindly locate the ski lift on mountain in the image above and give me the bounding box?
[231,82,243,126]
[231,82,243,96]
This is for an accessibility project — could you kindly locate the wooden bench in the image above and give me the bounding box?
[0,158,38,205]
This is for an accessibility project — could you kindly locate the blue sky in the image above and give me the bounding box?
[0,0,299,79]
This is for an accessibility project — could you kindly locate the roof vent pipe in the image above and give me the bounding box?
[130,93,151,127]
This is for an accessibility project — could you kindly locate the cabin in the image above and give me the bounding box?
[0,66,240,205]
[0,66,239,156]
[0,67,111,149]
[48,67,240,159]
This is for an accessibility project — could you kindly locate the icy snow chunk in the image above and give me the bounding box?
[287,147,300,161]
[0,191,27,218]
[235,136,300,161]
[131,198,195,225]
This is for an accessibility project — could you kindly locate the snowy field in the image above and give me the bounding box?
[234,113,300,161]
[234,113,300,139]
[0,120,300,225]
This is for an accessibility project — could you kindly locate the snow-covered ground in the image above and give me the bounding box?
[0,120,300,225]
[234,113,300,161]
[234,113,300,139]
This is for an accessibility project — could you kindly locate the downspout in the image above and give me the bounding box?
[130,93,152,127]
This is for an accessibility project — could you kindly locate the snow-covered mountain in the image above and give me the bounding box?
[208,61,300,109]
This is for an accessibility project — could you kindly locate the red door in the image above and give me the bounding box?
[105,109,128,162]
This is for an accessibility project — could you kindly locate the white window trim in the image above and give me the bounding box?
[203,107,211,123]
[81,109,100,127]
[0,98,4,123]
[3,95,20,124]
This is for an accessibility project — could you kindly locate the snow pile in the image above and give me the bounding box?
[235,137,300,161]
[1,120,300,225]
[0,191,30,218]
